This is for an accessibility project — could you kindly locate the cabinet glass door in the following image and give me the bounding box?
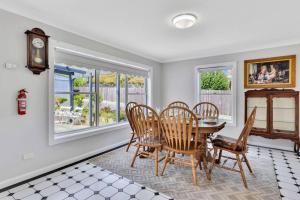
[272,97,295,132]
[247,97,267,130]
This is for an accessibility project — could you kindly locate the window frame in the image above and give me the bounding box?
[49,40,152,145]
[194,61,237,127]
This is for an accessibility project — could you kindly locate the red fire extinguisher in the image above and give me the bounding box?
[17,89,28,115]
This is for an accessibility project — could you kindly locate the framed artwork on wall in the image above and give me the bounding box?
[244,55,296,88]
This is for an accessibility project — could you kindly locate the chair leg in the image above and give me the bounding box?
[154,148,159,176]
[218,149,223,163]
[191,154,198,185]
[242,153,253,174]
[236,154,248,189]
[202,152,210,180]
[209,147,218,174]
[160,150,170,176]
[198,160,202,170]
[126,133,135,152]
[130,145,140,167]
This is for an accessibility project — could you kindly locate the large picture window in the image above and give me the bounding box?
[54,64,148,134]
[197,62,236,125]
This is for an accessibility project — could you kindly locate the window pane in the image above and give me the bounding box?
[54,65,96,134]
[54,73,70,92]
[73,69,95,93]
[128,75,146,104]
[99,71,117,125]
[54,93,95,133]
[120,73,127,122]
[199,68,232,122]
[54,65,95,93]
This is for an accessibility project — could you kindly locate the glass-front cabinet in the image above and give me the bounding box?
[247,97,268,131]
[272,97,296,133]
[245,89,299,154]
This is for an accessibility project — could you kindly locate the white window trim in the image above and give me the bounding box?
[194,61,237,127]
[48,39,153,145]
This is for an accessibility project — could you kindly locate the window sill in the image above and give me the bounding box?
[49,122,130,145]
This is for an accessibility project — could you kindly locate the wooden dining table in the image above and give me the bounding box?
[195,120,226,180]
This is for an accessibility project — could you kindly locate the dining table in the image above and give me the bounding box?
[195,120,226,180]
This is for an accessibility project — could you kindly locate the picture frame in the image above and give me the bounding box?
[244,55,296,88]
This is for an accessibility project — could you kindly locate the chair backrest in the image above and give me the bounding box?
[192,102,219,120]
[167,101,189,109]
[160,106,199,152]
[130,105,161,145]
[234,107,257,151]
[125,102,138,131]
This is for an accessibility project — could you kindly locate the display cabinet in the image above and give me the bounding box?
[245,89,299,154]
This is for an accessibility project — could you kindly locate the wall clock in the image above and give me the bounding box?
[25,28,50,75]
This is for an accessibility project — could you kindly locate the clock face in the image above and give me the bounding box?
[32,38,44,49]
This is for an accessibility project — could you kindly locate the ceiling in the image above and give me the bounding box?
[1,0,300,63]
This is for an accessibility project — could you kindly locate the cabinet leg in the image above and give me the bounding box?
[294,142,300,156]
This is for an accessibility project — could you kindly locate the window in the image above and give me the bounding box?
[54,65,96,133]
[127,75,147,104]
[54,65,148,134]
[196,62,236,125]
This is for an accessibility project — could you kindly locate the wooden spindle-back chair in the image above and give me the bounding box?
[130,105,162,176]
[192,102,219,120]
[160,106,200,185]
[210,107,257,188]
[125,102,138,152]
[167,101,189,109]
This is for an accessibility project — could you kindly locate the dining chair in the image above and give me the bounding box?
[192,102,219,120]
[130,104,162,176]
[167,101,189,109]
[160,106,200,185]
[125,102,138,152]
[209,107,257,188]
[192,102,219,165]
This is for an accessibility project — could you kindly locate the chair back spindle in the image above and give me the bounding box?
[131,105,161,145]
[167,101,189,109]
[192,102,219,120]
[126,102,138,131]
[234,107,257,151]
[160,106,198,151]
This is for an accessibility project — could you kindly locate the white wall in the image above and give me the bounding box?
[0,9,161,187]
[161,44,300,150]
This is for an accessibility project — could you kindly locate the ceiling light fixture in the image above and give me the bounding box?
[172,13,197,29]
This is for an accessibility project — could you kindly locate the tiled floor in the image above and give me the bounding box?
[268,148,300,200]
[1,145,300,200]
[0,162,172,200]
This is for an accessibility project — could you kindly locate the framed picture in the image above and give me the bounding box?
[244,55,296,88]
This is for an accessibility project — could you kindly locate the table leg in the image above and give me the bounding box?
[201,134,211,180]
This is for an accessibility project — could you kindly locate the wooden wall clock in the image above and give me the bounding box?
[25,28,50,75]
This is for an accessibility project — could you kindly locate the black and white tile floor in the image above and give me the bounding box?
[246,146,300,200]
[1,145,300,200]
[0,162,172,200]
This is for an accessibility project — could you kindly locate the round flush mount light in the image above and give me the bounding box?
[172,13,197,29]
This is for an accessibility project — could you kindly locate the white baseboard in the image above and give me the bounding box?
[0,140,128,189]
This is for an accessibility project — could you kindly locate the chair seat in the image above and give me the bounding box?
[212,135,243,151]
[138,137,162,147]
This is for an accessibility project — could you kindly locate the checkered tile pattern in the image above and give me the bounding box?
[0,162,172,200]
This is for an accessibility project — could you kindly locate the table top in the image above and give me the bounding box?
[195,120,226,134]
